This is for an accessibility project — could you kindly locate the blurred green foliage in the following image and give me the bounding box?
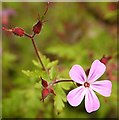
[2,2,117,118]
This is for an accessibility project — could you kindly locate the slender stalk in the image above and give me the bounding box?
[24,32,32,38]
[31,38,47,71]
[32,33,36,38]
[24,32,48,73]
[53,79,74,85]
[43,3,49,17]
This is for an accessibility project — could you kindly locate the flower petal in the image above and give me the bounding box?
[69,65,86,84]
[91,80,112,97]
[67,86,85,107]
[85,88,100,113]
[87,60,106,83]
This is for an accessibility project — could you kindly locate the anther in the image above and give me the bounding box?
[84,82,90,88]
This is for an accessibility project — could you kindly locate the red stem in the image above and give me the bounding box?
[53,79,74,85]
[31,38,46,71]
[24,33,32,38]
[24,32,47,72]
[43,3,49,17]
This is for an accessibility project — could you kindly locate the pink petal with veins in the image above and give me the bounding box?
[85,88,100,113]
[69,65,86,84]
[67,86,85,106]
[88,60,106,83]
[91,80,112,97]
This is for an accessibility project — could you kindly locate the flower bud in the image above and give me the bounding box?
[100,55,112,65]
[33,20,42,34]
[41,88,49,102]
[12,27,25,37]
[40,78,56,102]
[49,88,56,96]
[41,78,48,87]
[41,87,56,102]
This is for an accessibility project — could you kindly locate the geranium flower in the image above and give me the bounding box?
[0,9,16,25]
[67,60,112,113]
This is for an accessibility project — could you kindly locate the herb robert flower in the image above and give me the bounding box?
[67,60,112,113]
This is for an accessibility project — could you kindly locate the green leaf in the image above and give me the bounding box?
[54,84,67,113]
[22,70,40,78]
[47,60,58,69]
[59,81,73,90]
[38,53,50,68]
[54,95,65,114]
[32,60,42,69]
[25,54,59,82]
[22,69,50,82]
[49,67,57,80]
[38,52,58,69]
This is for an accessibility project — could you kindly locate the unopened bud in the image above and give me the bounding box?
[49,88,56,96]
[41,78,48,87]
[33,20,42,34]
[41,88,49,102]
[100,55,112,65]
[12,27,25,37]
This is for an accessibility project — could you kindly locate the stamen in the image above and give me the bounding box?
[84,82,90,88]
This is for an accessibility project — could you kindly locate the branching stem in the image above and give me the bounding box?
[31,38,46,71]
[24,32,47,72]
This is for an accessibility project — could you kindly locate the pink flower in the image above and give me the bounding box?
[67,60,112,113]
[0,9,16,25]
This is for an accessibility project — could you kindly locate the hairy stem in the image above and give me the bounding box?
[43,2,49,17]
[24,33,32,38]
[53,79,74,85]
[31,38,47,71]
[24,32,47,72]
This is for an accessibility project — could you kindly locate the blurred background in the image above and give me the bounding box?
[2,2,118,118]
